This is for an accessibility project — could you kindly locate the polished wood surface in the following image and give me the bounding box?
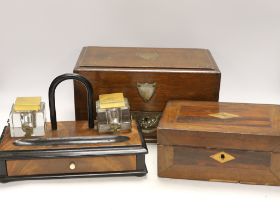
[74,71,220,114]
[158,101,280,152]
[7,155,136,176]
[158,100,280,185]
[0,120,142,151]
[78,46,218,70]
[158,145,280,185]
[74,46,221,119]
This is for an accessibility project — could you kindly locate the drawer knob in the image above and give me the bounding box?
[69,162,76,170]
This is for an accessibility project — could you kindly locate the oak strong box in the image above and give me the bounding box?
[73,46,221,142]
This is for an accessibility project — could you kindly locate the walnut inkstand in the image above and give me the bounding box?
[0,74,148,183]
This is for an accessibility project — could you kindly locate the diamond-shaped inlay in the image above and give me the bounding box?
[209,112,239,119]
[210,152,235,163]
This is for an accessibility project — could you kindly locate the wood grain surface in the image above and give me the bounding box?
[0,120,142,151]
[73,46,221,120]
[7,155,136,176]
[158,100,280,152]
[158,145,280,185]
[157,100,280,185]
[77,46,219,70]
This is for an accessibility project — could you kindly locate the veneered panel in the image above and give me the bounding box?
[7,155,136,176]
[158,145,280,185]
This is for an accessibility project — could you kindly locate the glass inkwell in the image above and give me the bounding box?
[96,93,132,133]
[8,97,46,137]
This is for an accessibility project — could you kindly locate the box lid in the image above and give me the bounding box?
[77,46,219,71]
[158,101,280,152]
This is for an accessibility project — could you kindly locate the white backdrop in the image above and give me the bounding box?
[0,0,280,209]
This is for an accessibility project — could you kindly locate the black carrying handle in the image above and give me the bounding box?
[48,73,94,130]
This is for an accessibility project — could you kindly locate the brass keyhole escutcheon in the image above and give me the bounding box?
[210,152,235,163]
[69,162,76,170]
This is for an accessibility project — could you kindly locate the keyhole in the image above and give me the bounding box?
[220,154,225,160]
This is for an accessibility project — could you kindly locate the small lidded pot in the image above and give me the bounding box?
[96,93,131,133]
[9,97,46,137]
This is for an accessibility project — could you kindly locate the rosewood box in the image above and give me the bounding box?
[73,46,221,143]
[158,100,280,186]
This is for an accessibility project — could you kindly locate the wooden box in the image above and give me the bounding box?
[73,46,221,143]
[158,100,280,186]
[0,121,147,183]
